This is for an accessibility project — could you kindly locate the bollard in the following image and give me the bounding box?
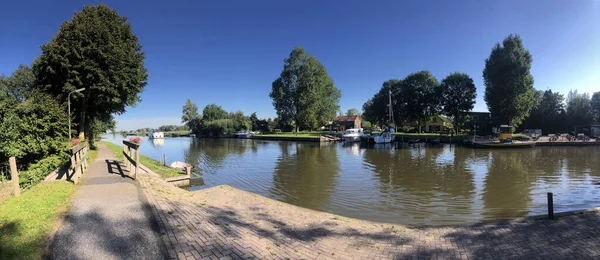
[185,166,192,177]
[163,154,167,166]
[547,192,554,220]
[9,157,20,197]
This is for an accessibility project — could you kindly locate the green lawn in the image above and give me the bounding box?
[0,181,75,260]
[102,141,184,178]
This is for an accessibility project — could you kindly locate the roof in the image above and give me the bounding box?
[334,115,360,122]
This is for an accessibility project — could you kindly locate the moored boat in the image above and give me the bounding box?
[373,131,393,144]
[234,130,252,138]
[149,130,164,139]
[342,128,365,142]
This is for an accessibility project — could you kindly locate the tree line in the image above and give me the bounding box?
[181,99,280,136]
[0,4,146,187]
[363,34,600,134]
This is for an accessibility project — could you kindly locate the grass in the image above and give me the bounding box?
[87,146,99,165]
[102,141,184,178]
[0,181,75,260]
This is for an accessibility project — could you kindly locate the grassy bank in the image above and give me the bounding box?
[0,181,75,260]
[102,141,184,178]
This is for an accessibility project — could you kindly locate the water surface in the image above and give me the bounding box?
[103,135,600,225]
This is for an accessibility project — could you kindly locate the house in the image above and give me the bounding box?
[334,115,362,131]
[401,115,453,133]
[461,112,493,135]
[591,125,600,138]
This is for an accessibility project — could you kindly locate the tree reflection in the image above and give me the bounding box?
[364,145,476,224]
[482,150,537,220]
[183,138,253,172]
[270,142,340,210]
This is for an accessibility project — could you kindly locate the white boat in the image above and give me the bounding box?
[149,130,164,139]
[234,130,252,138]
[343,128,364,142]
[374,132,393,144]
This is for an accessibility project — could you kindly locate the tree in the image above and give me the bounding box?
[34,4,147,139]
[270,47,341,132]
[181,99,199,127]
[362,79,401,126]
[440,72,476,133]
[346,108,361,116]
[249,112,259,131]
[566,90,593,128]
[362,121,372,128]
[592,92,600,123]
[202,104,227,121]
[0,65,36,102]
[399,71,441,133]
[483,34,535,127]
[520,89,565,133]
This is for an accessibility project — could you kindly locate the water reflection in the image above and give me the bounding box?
[270,142,340,210]
[149,138,164,148]
[100,135,600,225]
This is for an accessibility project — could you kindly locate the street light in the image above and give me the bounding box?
[68,88,86,138]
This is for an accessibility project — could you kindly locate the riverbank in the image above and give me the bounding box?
[102,141,184,178]
[134,163,600,259]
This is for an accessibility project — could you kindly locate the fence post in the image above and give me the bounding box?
[547,192,554,220]
[185,166,192,178]
[135,147,140,180]
[163,154,167,166]
[9,157,20,197]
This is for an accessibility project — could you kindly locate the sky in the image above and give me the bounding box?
[1,0,599,130]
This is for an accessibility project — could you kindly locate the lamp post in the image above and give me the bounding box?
[68,88,86,138]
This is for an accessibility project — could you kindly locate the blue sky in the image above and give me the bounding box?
[1,1,598,130]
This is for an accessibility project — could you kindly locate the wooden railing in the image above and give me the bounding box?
[69,142,89,184]
[123,140,140,180]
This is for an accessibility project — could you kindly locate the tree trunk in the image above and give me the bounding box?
[418,118,422,133]
[78,109,86,140]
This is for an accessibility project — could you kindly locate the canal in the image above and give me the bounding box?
[103,135,600,225]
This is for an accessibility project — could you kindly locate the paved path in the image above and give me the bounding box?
[47,142,166,260]
[138,170,600,260]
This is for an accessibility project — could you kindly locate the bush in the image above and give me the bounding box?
[19,153,69,189]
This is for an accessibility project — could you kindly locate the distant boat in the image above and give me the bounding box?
[472,140,535,148]
[342,128,365,142]
[149,130,164,139]
[234,130,252,138]
[373,132,393,144]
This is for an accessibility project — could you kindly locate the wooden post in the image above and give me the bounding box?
[185,166,192,178]
[135,147,140,180]
[123,144,128,170]
[547,192,554,220]
[163,154,167,166]
[9,157,20,197]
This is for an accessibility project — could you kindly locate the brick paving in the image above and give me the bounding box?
[136,170,600,260]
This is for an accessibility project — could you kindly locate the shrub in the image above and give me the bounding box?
[19,153,69,189]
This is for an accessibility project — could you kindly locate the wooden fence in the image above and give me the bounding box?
[68,142,89,184]
[123,140,140,180]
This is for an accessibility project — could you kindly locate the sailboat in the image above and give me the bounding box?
[374,90,394,144]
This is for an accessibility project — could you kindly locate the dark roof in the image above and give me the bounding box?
[334,115,360,122]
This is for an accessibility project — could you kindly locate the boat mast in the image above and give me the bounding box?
[388,90,393,130]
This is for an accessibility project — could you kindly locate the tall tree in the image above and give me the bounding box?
[34,4,147,139]
[592,92,600,123]
[566,90,593,128]
[202,104,227,121]
[483,34,535,127]
[362,79,401,127]
[0,65,36,102]
[440,72,476,133]
[270,47,341,132]
[181,99,199,126]
[399,71,441,133]
[346,108,360,116]
[520,89,565,133]
[249,112,259,131]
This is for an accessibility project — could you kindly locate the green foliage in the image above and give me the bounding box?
[483,34,535,126]
[200,119,228,136]
[158,125,188,132]
[346,108,360,116]
[592,92,600,123]
[362,121,372,128]
[19,154,68,189]
[397,71,441,133]
[270,46,341,132]
[0,181,75,260]
[228,110,251,131]
[181,99,199,126]
[566,90,593,127]
[34,4,147,138]
[0,93,69,165]
[440,72,476,133]
[362,80,398,126]
[520,89,565,133]
[0,65,36,102]
[202,104,227,121]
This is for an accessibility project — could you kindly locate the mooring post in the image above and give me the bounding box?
[9,157,20,197]
[547,192,554,220]
[185,166,192,177]
[163,154,167,166]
